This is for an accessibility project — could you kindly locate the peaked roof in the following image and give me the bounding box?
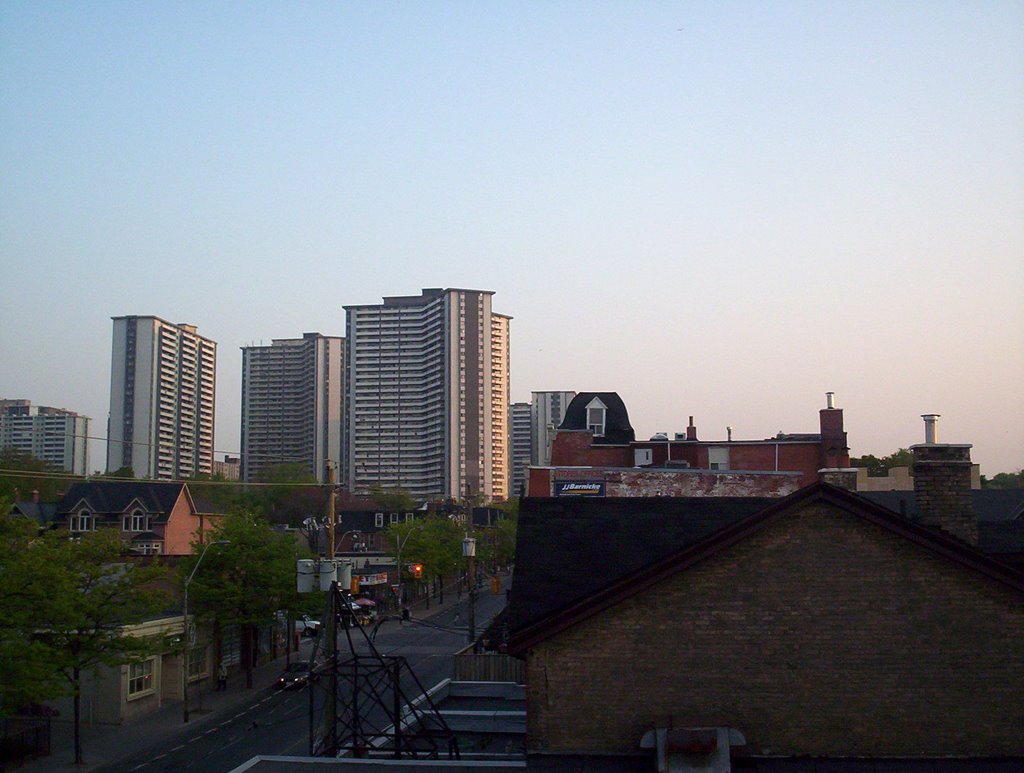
[56,481,190,520]
[508,495,775,639]
[508,484,1024,655]
[557,391,635,444]
[862,489,1024,555]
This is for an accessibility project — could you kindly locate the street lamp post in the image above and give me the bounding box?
[394,527,419,620]
[183,539,229,723]
[462,536,476,646]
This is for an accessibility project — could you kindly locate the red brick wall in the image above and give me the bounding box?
[525,502,1024,756]
[163,492,202,556]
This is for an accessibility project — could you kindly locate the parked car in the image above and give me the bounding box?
[295,615,321,637]
[277,660,311,690]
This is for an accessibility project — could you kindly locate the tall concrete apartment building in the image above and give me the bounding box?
[107,316,216,479]
[0,399,90,475]
[345,288,511,501]
[240,333,344,483]
[531,390,576,466]
[510,401,532,497]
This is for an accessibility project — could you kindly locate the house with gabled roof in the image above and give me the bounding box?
[508,441,1024,771]
[54,481,221,555]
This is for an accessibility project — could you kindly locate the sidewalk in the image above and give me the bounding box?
[15,641,311,773]
[15,577,501,772]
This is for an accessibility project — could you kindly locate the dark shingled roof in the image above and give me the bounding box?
[557,392,635,444]
[508,496,773,636]
[862,489,1024,555]
[56,481,188,524]
[510,488,1024,648]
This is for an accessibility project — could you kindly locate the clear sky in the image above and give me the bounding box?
[1,1,1022,476]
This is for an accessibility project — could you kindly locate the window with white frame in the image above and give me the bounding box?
[123,509,148,532]
[586,398,607,437]
[128,659,154,697]
[136,542,162,555]
[375,513,384,528]
[405,513,413,522]
[70,510,95,532]
[390,513,399,524]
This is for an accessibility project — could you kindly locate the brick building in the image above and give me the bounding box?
[528,392,850,498]
[54,481,221,556]
[508,442,1024,769]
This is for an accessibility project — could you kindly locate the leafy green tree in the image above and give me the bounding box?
[385,515,464,605]
[478,513,518,570]
[371,486,416,513]
[983,470,1024,489]
[107,465,135,479]
[183,511,303,688]
[2,529,168,764]
[0,448,73,502]
[850,448,914,477]
[0,506,63,714]
[251,463,323,525]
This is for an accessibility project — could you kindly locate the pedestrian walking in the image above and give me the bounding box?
[217,661,227,691]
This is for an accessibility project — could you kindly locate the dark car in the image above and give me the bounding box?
[276,660,311,690]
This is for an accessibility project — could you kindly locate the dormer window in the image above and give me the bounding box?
[123,509,148,532]
[70,510,95,532]
[586,397,607,437]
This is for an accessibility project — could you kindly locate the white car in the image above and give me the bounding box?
[296,615,321,637]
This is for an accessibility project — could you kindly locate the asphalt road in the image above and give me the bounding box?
[95,588,507,773]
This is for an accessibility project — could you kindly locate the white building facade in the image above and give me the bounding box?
[531,390,576,466]
[344,288,510,501]
[240,333,344,483]
[0,399,90,475]
[107,316,216,479]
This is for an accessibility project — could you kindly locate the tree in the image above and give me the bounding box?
[478,512,517,570]
[0,528,168,764]
[385,515,463,605]
[183,511,304,688]
[0,505,64,714]
[850,448,914,477]
[107,465,135,479]
[250,463,323,525]
[371,486,416,513]
[0,448,74,503]
[983,470,1024,489]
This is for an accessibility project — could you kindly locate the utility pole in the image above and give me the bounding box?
[327,462,336,560]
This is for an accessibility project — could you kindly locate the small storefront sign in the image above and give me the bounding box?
[554,481,605,496]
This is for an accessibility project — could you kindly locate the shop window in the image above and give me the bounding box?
[128,659,154,698]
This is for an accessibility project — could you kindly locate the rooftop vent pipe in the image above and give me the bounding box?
[922,414,940,444]
[727,426,732,442]
[826,392,835,409]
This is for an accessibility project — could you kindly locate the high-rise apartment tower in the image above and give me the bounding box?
[531,391,576,466]
[240,333,344,483]
[107,316,216,479]
[510,401,532,497]
[0,399,90,475]
[344,288,511,500]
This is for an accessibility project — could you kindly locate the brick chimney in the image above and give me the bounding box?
[819,392,850,469]
[685,416,698,441]
[818,468,858,491]
[31,489,40,504]
[911,415,977,545]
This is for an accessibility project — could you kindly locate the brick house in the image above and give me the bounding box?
[528,392,850,497]
[508,443,1024,769]
[54,481,221,556]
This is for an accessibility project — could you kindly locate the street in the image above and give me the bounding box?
[92,587,508,772]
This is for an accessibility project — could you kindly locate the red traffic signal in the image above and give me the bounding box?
[413,563,423,579]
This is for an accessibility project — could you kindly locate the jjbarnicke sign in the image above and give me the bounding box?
[554,481,605,496]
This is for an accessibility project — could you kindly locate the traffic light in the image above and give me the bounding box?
[413,563,423,579]
[350,576,360,595]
